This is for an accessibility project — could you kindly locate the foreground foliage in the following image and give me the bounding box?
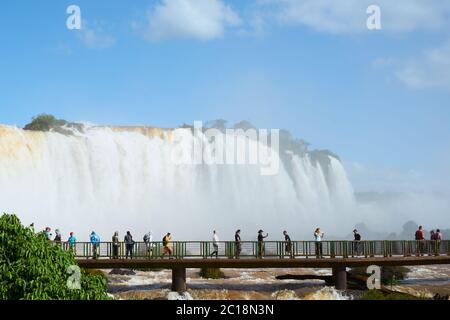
[0,214,109,300]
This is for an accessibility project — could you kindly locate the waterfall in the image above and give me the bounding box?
[0,124,355,241]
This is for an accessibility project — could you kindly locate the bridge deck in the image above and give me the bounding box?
[77,255,450,269]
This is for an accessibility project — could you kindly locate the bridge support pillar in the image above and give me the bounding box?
[172,268,187,293]
[332,267,347,290]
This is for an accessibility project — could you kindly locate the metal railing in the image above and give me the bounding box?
[58,240,450,260]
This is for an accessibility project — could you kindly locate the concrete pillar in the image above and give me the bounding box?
[332,266,347,290]
[171,268,187,293]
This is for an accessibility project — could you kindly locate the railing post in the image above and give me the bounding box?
[201,242,208,259]
[330,241,336,258]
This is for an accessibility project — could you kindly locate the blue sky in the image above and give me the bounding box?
[1,0,450,192]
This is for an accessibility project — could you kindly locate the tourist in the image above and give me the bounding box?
[68,232,77,254]
[435,229,443,241]
[143,231,153,256]
[430,230,436,241]
[124,231,134,259]
[162,232,173,258]
[353,229,362,256]
[54,229,62,245]
[314,228,324,258]
[210,230,219,258]
[90,231,100,259]
[44,227,52,241]
[435,229,443,255]
[283,231,292,257]
[112,231,119,259]
[235,230,242,259]
[257,230,268,258]
[415,226,425,256]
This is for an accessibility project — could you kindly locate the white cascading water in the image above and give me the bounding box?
[0,124,355,241]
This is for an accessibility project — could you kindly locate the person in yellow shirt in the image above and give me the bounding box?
[162,232,173,257]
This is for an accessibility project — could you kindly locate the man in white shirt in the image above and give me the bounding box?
[210,230,219,258]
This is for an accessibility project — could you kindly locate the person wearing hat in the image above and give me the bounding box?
[353,229,362,256]
[257,230,268,258]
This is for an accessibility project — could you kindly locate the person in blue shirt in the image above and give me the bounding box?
[68,232,77,254]
[67,232,77,251]
[90,231,100,259]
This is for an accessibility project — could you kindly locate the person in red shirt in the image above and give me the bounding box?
[415,226,425,256]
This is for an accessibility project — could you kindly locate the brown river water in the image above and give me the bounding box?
[105,266,450,300]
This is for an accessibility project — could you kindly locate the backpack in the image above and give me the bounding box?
[163,236,167,246]
[125,235,133,244]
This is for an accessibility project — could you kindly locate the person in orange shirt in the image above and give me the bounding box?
[162,232,173,258]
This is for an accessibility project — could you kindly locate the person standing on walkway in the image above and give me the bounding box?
[54,229,62,245]
[283,231,292,257]
[353,229,362,256]
[257,230,268,258]
[430,230,436,240]
[124,231,134,259]
[435,229,443,255]
[314,228,324,258]
[68,232,77,254]
[415,226,425,256]
[235,230,242,259]
[210,230,219,258]
[112,231,120,259]
[44,227,52,241]
[90,231,100,259]
[162,233,173,258]
[144,231,153,256]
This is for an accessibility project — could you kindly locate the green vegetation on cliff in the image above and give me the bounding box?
[0,214,109,300]
[23,114,83,135]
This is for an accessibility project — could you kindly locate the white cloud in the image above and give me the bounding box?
[136,0,241,41]
[256,0,450,34]
[77,21,116,49]
[396,41,450,90]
